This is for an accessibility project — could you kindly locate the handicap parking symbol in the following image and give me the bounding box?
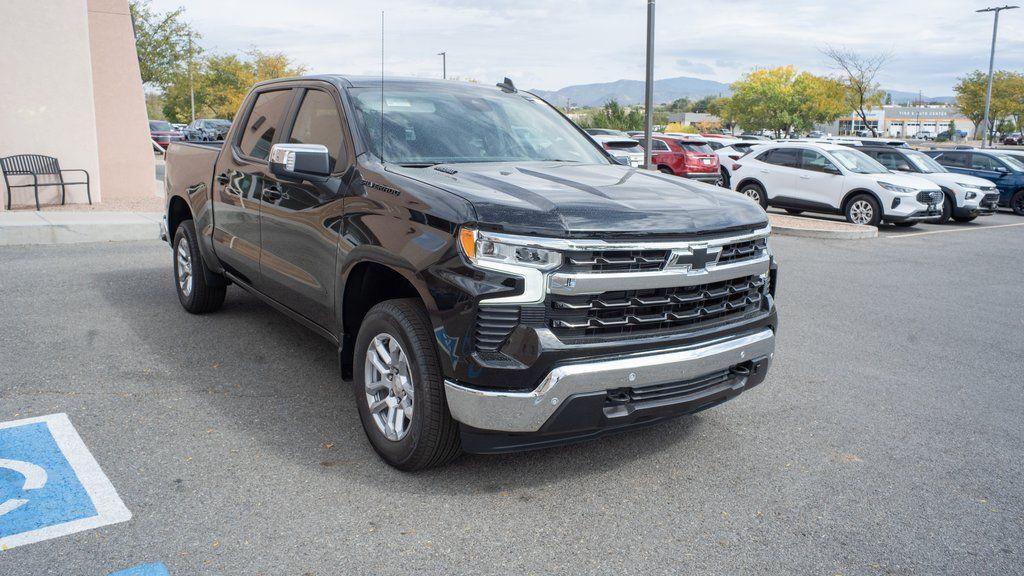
[0,413,130,551]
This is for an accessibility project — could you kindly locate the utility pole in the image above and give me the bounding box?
[187,31,195,122]
[977,5,1018,147]
[643,0,655,170]
[437,51,446,79]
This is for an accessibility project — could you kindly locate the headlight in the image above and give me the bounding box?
[458,227,562,270]
[956,183,983,199]
[878,181,916,194]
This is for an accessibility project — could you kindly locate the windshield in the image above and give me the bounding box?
[830,149,888,174]
[905,150,947,173]
[992,153,1024,171]
[348,85,608,165]
[149,121,172,131]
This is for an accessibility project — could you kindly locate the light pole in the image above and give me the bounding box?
[643,0,655,170]
[437,51,446,79]
[977,5,1018,147]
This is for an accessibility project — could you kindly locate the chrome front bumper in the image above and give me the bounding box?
[444,328,775,433]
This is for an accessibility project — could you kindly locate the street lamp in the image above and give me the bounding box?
[977,5,1018,147]
[437,51,446,79]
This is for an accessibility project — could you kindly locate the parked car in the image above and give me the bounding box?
[859,145,999,223]
[1003,133,1023,146]
[730,142,943,226]
[703,138,767,187]
[924,149,1024,215]
[184,118,231,141]
[916,131,934,141]
[162,75,779,470]
[591,134,645,167]
[738,133,770,141]
[806,131,824,139]
[149,120,184,149]
[583,128,628,136]
[647,135,720,183]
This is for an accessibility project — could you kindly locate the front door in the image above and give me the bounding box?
[258,86,352,329]
[211,88,294,284]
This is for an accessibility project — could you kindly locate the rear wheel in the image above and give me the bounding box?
[173,219,226,314]
[658,166,674,175]
[844,194,881,226]
[1011,190,1024,216]
[719,168,730,188]
[739,182,768,210]
[353,298,461,471]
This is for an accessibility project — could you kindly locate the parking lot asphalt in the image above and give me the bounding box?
[1,211,1022,575]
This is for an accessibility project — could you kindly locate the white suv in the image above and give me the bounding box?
[729,142,944,226]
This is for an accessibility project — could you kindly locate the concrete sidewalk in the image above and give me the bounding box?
[0,211,162,246]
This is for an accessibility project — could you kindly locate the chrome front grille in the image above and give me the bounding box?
[564,250,668,273]
[548,275,767,339]
[917,190,942,204]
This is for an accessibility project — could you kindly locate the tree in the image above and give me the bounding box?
[822,45,891,137]
[706,96,735,132]
[954,70,1024,140]
[666,97,692,112]
[690,95,716,114]
[129,0,201,88]
[162,50,307,122]
[726,66,850,137]
[579,100,666,131]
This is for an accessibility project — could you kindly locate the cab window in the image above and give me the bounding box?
[238,89,293,161]
[287,89,345,172]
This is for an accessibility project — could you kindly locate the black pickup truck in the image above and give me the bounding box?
[162,75,778,470]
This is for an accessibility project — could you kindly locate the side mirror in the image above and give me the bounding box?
[269,143,331,181]
[996,166,1009,174]
[825,165,842,175]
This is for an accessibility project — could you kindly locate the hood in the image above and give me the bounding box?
[912,171,997,189]
[875,172,942,191]
[387,161,768,237]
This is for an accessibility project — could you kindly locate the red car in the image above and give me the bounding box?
[649,136,720,183]
[149,120,184,149]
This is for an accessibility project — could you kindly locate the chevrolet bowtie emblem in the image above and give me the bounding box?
[669,244,721,272]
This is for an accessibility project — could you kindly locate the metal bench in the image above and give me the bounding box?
[1,154,91,210]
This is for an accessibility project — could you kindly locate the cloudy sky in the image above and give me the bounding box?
[150,0,1024,96]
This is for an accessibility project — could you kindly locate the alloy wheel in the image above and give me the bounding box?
[364,333,415,441]
[176,237,193,298]
[849,200,874,225]
[743,188,761,203]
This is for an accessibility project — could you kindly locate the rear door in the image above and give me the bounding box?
[211,87,294,284]
[930,151,971,176]
[795,149,845,210]
[967,153,1013,195]
[258,84,353,328]
[754,147,800,201]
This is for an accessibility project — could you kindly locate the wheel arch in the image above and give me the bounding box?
[735,177,765,193]
[841,188,884,213]
[167,194,192,244]
[339,259,426,379]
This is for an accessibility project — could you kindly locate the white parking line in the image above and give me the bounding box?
[885,221,1024,238]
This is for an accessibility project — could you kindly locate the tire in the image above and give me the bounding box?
[173,219,226,314]
[952,215,977,223]
[719,168,730,188]
[892,222,917,228]
[844,194,881,226]
[931,196,953,224]
[1011,190,1024,216]
[658,166,674,175]
[739,182,769,210]
[352,298,460,471]
[784,209,804,215]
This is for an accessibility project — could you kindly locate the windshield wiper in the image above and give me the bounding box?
[397,162,440,168]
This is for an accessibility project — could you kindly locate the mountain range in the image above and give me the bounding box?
[529,76,954,107]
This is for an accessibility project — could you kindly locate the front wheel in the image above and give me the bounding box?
[739,183,768,210]
[931,197,952,224]
[844,194,881,226]
[952,214,977,223]
[353,299,461,471]
[173,219,226,314]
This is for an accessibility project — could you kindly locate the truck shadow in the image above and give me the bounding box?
[94,262,704,494]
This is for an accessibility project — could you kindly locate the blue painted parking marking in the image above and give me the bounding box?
[0,413,130,551]
[107,562,170,576]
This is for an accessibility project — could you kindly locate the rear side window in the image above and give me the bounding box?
[762,148,800,167]
[651,139,670,151]
[874,151,912,171]
[238,89,292,160]
[288,89,345,172]
[935,152,968,168]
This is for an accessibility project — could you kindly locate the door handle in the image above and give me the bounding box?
[216,173,230,186]
[799,175,810,179]
[759,169,769,173]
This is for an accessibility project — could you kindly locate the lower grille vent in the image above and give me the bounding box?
[475,306,520,352]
